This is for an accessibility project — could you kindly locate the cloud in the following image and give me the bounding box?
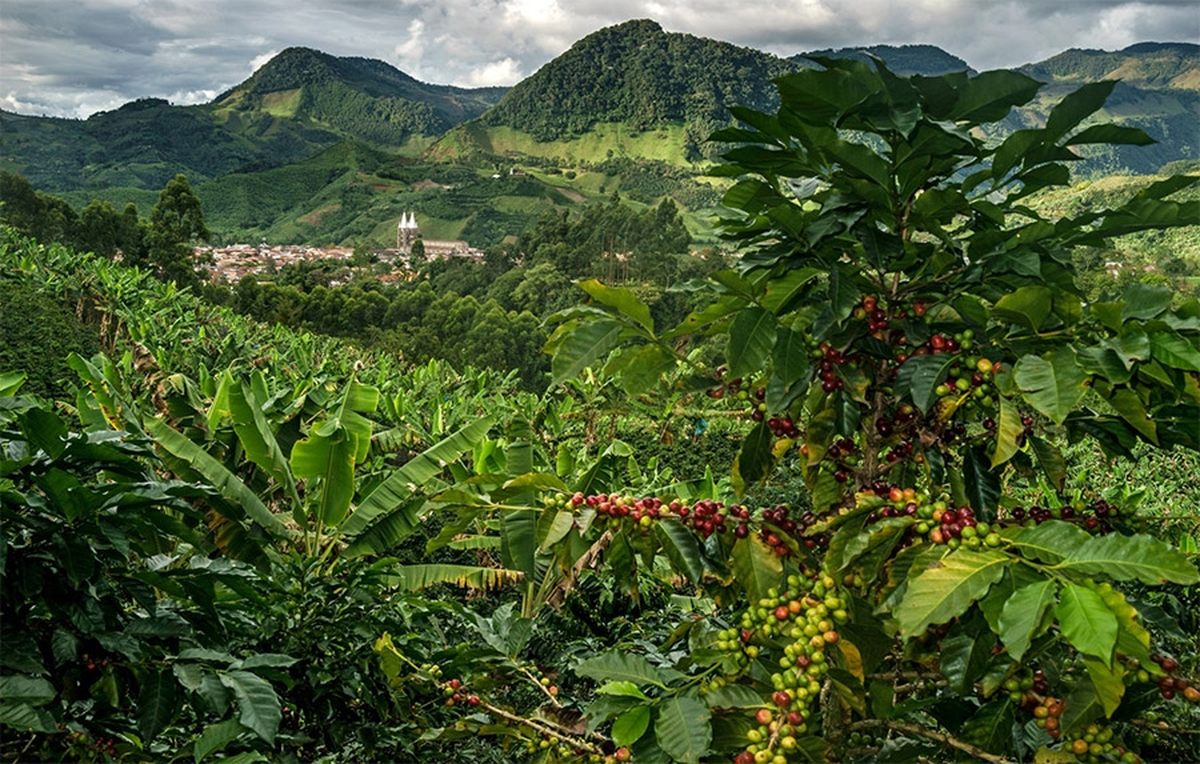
[465,57,525,87]
[1,0,1196,118]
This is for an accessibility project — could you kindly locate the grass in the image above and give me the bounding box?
[447,123,696,168]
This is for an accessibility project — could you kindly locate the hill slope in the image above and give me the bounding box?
[796,44,974,75]
[0,48,506,194]
[480,20,794,139]
[2,27,1196,249]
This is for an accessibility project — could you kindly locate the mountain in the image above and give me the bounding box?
[481,20,793,139]
[796,44,974,75]
[1001,43,1200,176]
[428,20,800,167]
[2,25,1196,249]
[213,47,507,144]
[1020,42,1200,90]
[0,48,506,193]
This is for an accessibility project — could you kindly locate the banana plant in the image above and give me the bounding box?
[68,355,503,576]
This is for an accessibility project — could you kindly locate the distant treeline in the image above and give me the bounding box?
[214,195,719,389]
[3,172,722,390]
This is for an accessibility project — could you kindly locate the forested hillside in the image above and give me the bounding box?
[795,43,973,75]
[479,20,793,142]
[0,47,506,195]
[2,24,1196,250]
[213,47,508,145]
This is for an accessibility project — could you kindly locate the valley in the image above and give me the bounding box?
[2,22,1196,253]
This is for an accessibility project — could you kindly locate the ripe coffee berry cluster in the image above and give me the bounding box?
[441,677,481,708]
[726,574,849,764]
[1031,693,1067,739]
[1002,497,1125,535]
[759,504,828,555]
[574,491,739,540]
[814,343,852,393]
[1151,653,1200,703]
[740,387,803,439]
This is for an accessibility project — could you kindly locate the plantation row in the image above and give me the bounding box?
[3,60,1200,764]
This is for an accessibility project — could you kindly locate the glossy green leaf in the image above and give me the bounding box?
[615,344,677,396]
[219,670,281,744]
[950,69,1041,124]
[992,286,1053,331]
[1065,124,1155,147]
[1059,675,1105,734]
[772,326,810,389]
[1027,434,1065,489]
[703,683,764,709]
[940,616,996,695]
[761,267,824,314]
[991,396,1024,467]
[1055,583,1118,664]
[726,306,776,380]
[1107,387,1156,444]
[539,509,576,552]
[0,676,55,706]
[1148,330,1200,372]
[1121,283,1172,321]
[575,652,665,688]
[730,535,784,604]
[1084,656,1125,718]
[998,579,1058,661]
[0,702,59,733]
[550,318,624,384]
[577,279,654,332]
[897,550,1009,637]
[1055,532,1200,585]
[1015,350,1089,425]
[612,705,651,747]
[597,681,649,700]
[1010,520,1093,564]
[962,445,1000,522]
[733,421,775,487]
[656,520,704,584]
[1044,81,1116,141]
[655,695,711,764]
[895,354,955,412]
[194,718,247,763]
[827,515,911,576]
[137,668,177,742]
[960,698,1016,754]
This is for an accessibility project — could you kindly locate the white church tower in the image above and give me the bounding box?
[397,212,418,250]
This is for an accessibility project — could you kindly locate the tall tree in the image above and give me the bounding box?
[144,174,209,289]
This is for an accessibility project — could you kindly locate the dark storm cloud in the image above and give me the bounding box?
[1,0,1196,118]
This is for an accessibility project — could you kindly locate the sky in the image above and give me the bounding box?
[1,0,1197,119]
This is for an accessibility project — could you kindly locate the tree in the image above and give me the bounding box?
[144,173,209,289]
[76,199,122,258]
[545,60,1200,763]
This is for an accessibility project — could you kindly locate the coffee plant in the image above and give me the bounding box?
[4,60,1199,764]
[530,60,1200,762]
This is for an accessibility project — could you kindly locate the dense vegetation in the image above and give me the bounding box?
[480,19,794,146]
[3,57,1200,764]
[4,24,1195,253]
